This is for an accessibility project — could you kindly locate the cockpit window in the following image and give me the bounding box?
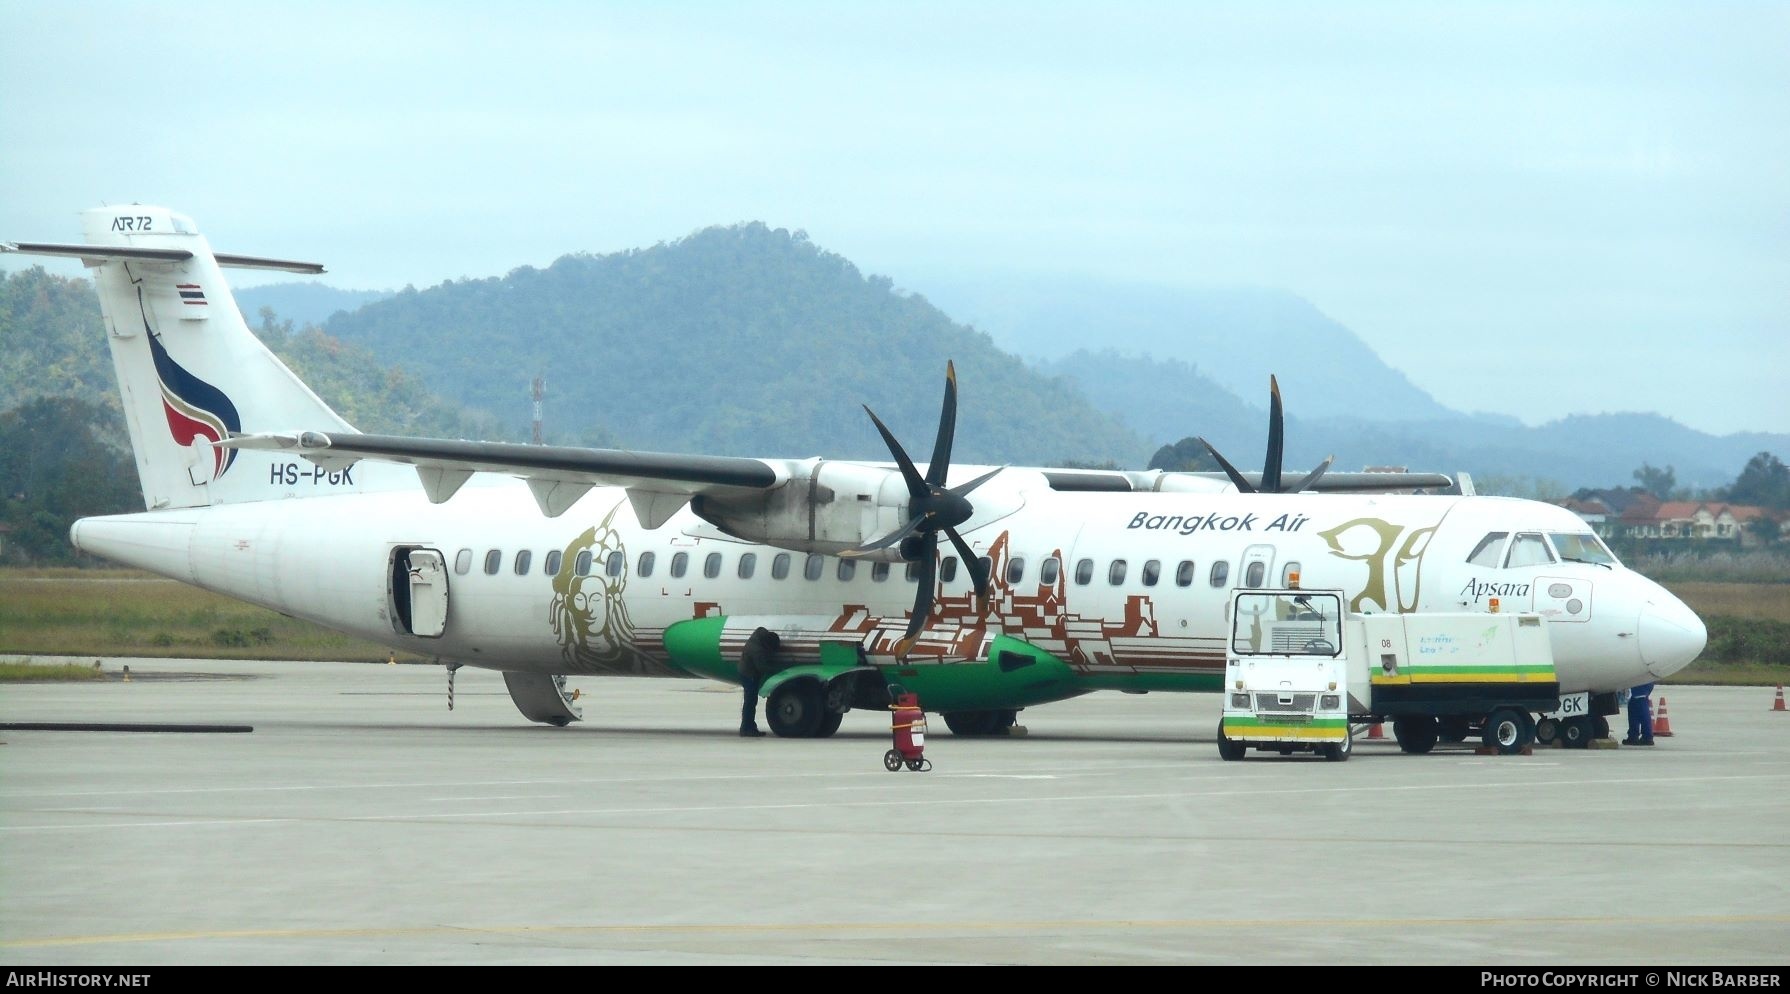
[1550,532,1618,566]
[1504,532,1555,568]
[1467,532,1508,567]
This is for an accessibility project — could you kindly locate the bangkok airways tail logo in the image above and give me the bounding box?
[138,288,240,480]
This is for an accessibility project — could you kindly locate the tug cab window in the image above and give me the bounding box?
[1505,532,1555,568]
[1467,532,1508,568]
[1230,591,1343,657]
[1550,533,1617,566]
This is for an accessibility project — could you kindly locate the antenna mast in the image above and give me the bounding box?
[531,377,546,445]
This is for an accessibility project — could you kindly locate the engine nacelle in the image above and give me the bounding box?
[689,459,915,559]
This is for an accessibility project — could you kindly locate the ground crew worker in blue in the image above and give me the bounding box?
[738,627,780,737]
[1624,682,1655,746]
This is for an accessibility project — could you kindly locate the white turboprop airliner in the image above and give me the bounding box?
[4,206,1707,744]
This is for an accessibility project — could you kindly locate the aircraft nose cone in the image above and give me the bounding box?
[1639,596,1707,679]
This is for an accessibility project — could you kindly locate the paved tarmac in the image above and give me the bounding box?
[2,656,1787,966]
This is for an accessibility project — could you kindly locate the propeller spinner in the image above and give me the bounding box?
[843,361,1001,658]
[1196,375,1335,494]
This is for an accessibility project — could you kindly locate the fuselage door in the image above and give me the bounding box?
[1240,544,1276,589]
[392,546,449,638]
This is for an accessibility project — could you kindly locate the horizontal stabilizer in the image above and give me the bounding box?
[2,241,323,274]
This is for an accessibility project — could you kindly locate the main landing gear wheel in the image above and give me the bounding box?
[1560,715,1595,749]
[1483,707,1534,755]
[943,709,1017,736]
[1393,715,1439,755]
[767,681,825,738]
[883,749,902,771]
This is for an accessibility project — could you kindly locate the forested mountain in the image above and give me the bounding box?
[915,274,1464,423]
[0,267,494,442]
[321,223,1148,465]
[235,282,393,328]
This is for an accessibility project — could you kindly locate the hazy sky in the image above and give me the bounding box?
[3,1,1785,435]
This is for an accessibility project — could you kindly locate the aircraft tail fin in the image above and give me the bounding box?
[5,205,411,510]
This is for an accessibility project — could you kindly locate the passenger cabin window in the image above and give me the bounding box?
[1467,532,1509,567]
[1505,532,1555,568]
[607,551,626,577]
[455,549,472,575]
[772,553,791,580]
[1075,558,1094,585]
[1175,560,1195,587]
[738,553,756,579]
[940,557,958,583]
[1244,561,1265,587]
[484,550,502,575]
[1209,561,1230,588]
[905,562,920,582]
[1280,562,1301,585]
[1040,557,1060,586]
[637,551,654,577]
[544,550,562,575]
[703,552,722,579]
[837,559,856,581]
[1550,533,1617,566]
[574,551,593,577]
[1141,560,1161,587]
[977,556,992,586]
[872,562,890,582]
[1006,557,1026,584]
[514,550,532,575]
[1108,560,1128,585]
[670,552,688,578]
[804,554,824,581]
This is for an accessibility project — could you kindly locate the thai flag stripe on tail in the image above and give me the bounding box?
[176,283,207,306]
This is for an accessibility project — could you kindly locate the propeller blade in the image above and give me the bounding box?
[947,465,1003,498]
[943,525,992,615]
[1197,437,1256,493]
[840,514,927,557]
[925,360,958,488]
[863,405,927,499]
[1287,455,1334,494]
[903,535,939,641]
[1263,375,1284,494]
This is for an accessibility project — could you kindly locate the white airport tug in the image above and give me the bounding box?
[1218,577,1561,761]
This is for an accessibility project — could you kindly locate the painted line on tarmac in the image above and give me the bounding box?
[8,913,1790,950]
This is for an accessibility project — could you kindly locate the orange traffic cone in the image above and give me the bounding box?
[1366,720,1385,740]
[1773,685,1786,712]
[1652,697,1673,737]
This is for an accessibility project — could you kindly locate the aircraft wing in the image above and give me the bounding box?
[222,431,782,524]
[1039,468,1459,494]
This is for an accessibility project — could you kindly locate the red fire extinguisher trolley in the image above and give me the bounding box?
[884,687,932,772]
